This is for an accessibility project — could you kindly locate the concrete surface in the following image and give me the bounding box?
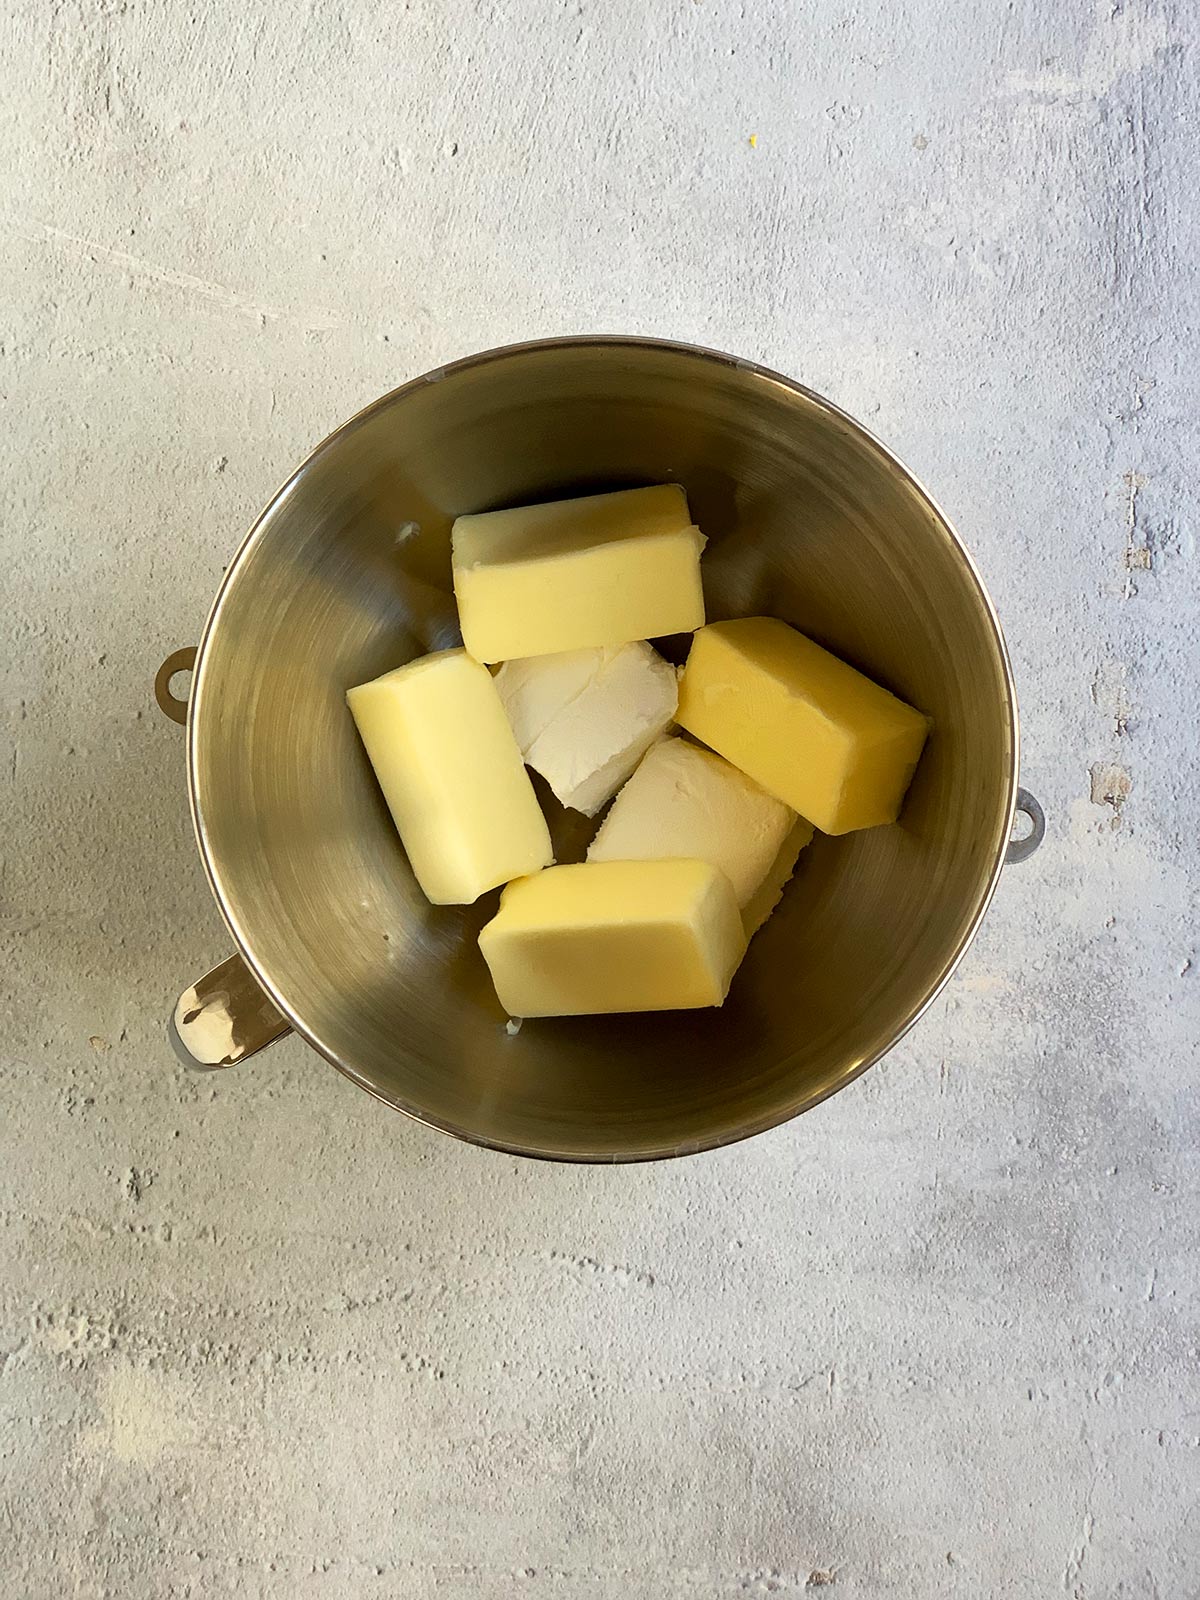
[2,0,1198,1594]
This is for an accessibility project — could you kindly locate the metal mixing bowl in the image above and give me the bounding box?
[159,337,1041,1161]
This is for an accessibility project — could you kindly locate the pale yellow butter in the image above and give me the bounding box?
[587,736,814,934]
[347,650,552,905]
[452,485,706,663]
[677,618,931,835]
[478,859,746,1017]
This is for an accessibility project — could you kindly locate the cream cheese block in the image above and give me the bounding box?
[494,642,678,816]
[588,736,813,934]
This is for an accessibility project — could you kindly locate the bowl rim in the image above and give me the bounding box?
[187,333,1020,1163]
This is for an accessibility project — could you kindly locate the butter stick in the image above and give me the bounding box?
[677,618,931,835]
[452,485,705,663]
[347,650,552,905]
[478,860,746,1017]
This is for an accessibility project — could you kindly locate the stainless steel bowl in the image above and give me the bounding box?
[160,336,1041,1161]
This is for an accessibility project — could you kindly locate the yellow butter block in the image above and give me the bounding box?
[347,649,552,905]
[478,859,746,1017]
[452,485,706,663]
[677,618,931,835]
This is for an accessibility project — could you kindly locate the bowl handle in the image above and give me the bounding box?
[154,646,197,725]
[154,647,293,1069]
[171,952,293,1071]
[1006,786,1045,865]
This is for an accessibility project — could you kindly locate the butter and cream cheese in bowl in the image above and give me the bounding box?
[162,337,1038,1161]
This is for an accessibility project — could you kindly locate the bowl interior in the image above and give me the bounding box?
[191,340,1016,1160]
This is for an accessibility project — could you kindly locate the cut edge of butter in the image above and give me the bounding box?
[453,483,693,567]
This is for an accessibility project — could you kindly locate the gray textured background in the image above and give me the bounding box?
[3,1,1198,1595]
